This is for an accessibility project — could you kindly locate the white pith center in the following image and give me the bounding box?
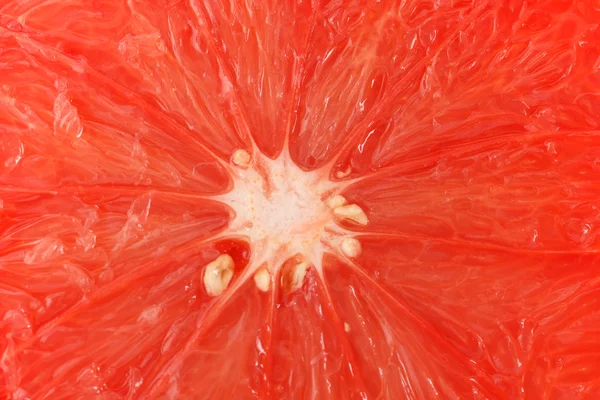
[218,152,340,275]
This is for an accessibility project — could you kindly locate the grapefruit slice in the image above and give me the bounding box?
[2,0,600,398]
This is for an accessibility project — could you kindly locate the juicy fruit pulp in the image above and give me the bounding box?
[2,0,600,399]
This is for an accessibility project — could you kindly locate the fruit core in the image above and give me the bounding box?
[206,149,367,295]
[220,151,336,272]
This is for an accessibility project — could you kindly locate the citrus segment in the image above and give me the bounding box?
[0,189,229,327]
[335,1,600,177]
[342,131,600,250]
[148,279,271,399]
[0,39,230,193]
[289,0,490,169]
[0,0,252,157]
[181,0,316,158]
[338,235,600,397]
[270,270,368,399]
[2,247,230,399]
[323,257,504,399]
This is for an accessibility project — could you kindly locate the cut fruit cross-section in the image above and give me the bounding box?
[2,0,600,399]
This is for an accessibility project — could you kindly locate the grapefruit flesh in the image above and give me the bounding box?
[1,0,600,399]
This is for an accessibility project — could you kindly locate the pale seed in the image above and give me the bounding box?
[336,166,351,179]
[253,267,271,292]
[341,237,362,258]
[282,261,310,293]
[333,204,368,225]
[326,194,347,209]
[203,254,235,297]
[232,149,252,168]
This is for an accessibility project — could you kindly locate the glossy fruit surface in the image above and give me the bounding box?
[2,0,600,398]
